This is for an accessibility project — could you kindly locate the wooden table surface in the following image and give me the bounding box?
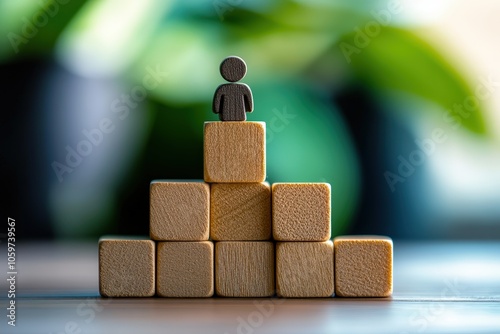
[1,241,499,333]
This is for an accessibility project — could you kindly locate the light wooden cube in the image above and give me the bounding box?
[210,182,271,241]
[204,121,266,183]
[157,241,214,297]
[99,237,155,297]
[150,181,210,241]
[272,183,331,241]
[276,241,334,298]
[334,236,393,297]
[215,242,274,297]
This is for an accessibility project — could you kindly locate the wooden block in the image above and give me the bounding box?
[99,237,155,297]
[215,241,274,297]
[276,241,334,298]
[204,122,266,183]
[272,183,331,241]
[150,181,210,241]
[157,241,214,297]
[334,236,393,297]
[210,182,271,241]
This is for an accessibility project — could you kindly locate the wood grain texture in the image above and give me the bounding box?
[210,182,271,240]
[99,237,155,297]
[204,122,265,183]
[272,183,331,241]
[213,83,253,121]
[157,241,214,298]
[214,57,253,121]
[334,236,393,297]
[150,181,210,241]
[219,56,247,82]
[215,241,274,297]
[276,241,334,298]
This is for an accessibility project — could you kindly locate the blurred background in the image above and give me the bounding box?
[1,0,499,241]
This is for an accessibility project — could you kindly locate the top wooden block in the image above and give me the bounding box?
[272,183,331,241]
[150,181,210,241]
[204,122,266,183]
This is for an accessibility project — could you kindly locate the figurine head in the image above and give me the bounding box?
[220,56,247,82]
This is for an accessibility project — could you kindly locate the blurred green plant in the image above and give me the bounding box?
[337,26,486,134]
[0,0,489,237]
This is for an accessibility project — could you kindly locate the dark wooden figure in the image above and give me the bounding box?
[213,56,253,121]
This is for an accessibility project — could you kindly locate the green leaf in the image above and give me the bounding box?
[337,26,487,135]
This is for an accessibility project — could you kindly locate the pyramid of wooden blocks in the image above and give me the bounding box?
[157,241,214,297]
[276,241,334,297]
[210,182,271,241]
[98,56,395,299]
[215,241,274,297]
[150,181,210,241]
[272,183,331,241]
[99,238,155,297]
[334,236,393,297]
[204,121,266,183]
